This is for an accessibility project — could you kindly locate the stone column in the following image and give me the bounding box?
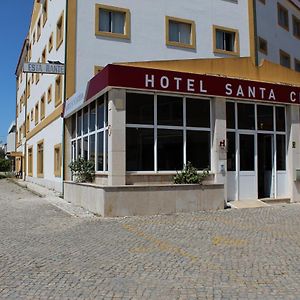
[287,105,300,202]
[211,97,227,199]
[107,89,126,186]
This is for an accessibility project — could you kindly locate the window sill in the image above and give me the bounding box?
[95,31,130,40]
[214,49,240,56]
[166,41,196,50]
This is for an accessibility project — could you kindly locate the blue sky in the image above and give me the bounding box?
[0,1,33,143]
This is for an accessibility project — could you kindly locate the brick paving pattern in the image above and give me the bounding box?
[1,179,300,299]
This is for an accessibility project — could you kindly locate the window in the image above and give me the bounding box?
[258,37,268,55]
[295,59,300,72]
[257,105,273,131]
[48,32,53,52]
[276,135,286,170]
[166,16,196,49]
[213,25,239,55]
[28,146,33,176]
[238,103,255,130]
[280,50,291,68]
[55,75,62,107]
[278,3,289,31]
[35,102,39,125]
[54,144,61,177]
[126,93,211,172]
[40,94,45,120]
[42,0,48,26]
[42,47,46,64]
[37,17,41,41]
[37,140,44,177]
[27,80,30,98]
[31,109,33,121]
[293,15,300,39]
[227,132,236,171]
[226,102,235,129]
[47,85,52,103]
[33,31,36,44]
[36,59,40,84]
[71,96,109,173]
[56,12,64,49]
[95,4,130,39]
[276,106,286,132]
[94,66,104,75]
[28,43,32,61]
[26,114,30,134]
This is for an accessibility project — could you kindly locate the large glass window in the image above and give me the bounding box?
[276,107,286,132]
[226,102,235,129]
[276,135,286,170]
[157,95,183,126]
[70,94,108,173]
[126,93,154,125]
[238,103,255,130]
[126,93,211,172]
[186,98,210,128]
[126,128,154,171]
[227,132,236,171]
[257,105,273,131]
[186,131,210,169]
[240,134,255,171]
[158,130,183,171]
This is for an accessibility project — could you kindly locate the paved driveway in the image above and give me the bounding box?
[1,179,300,299]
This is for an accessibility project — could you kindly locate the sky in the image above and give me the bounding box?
[0,1,33,144]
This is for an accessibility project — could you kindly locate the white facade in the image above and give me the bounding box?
[75,0,250,90]
[256,0,300,70]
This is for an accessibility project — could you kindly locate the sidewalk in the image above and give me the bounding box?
[12,179,96,218]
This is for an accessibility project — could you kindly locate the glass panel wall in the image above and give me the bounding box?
[126,93,211,172]
[70,94,108,172]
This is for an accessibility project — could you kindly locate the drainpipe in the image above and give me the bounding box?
[61,0,69,196]
[252,0,259,66]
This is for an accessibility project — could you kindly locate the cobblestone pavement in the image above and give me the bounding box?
[1,179,300,299]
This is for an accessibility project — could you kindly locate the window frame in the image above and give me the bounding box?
[279,49,291,69]
[28,146,33,177]
[54,144,62,177]
[165,16,196,49]
[55,75,62,107]
[95,4,131,40]
[258,36,268,55]
[56,12,64,50]
[277,3,289,31]
[37,140,44,178]
[213,25,240,56]
[292,15,300,39]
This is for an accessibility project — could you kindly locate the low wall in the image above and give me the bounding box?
[64,182,224,217]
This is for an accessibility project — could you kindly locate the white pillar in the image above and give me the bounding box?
[287,105,300,202]
[107,89,126,186]
[211,97,227,198]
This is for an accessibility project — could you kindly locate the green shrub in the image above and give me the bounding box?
[0,158,11,172]
[174,162,209,184]
[68,157,95,183]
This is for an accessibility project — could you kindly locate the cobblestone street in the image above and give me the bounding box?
[1,179,300,299]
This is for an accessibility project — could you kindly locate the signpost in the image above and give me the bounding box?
[23,62,65,75]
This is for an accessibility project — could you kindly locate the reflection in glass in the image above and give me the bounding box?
[83,107,88,135]
[157,95,183,126]
[126,128,154,171]
[277,135,286,170]
[186,131,210,169]
[186,98,210,128]
[257,105,273,131]
[226,102,235,129]
[276,107,286,132]
[83,136,88,160]
[238,103,255,130]
[240,134,254,171]
[97,132,103,171]
[157,129,183,170]
[126,93,154,125]
[227,132,236,171]
[89,102,96,132]
[97,97,104,129]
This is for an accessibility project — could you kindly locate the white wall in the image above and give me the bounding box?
[256,0,300,70]
[6,133,16,153]
[75,0,250,91]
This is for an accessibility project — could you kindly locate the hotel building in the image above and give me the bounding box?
[15,0,300,216]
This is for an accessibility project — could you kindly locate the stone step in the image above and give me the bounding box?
[260,198,291,204]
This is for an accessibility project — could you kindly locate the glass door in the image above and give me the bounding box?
[238,133,257,200]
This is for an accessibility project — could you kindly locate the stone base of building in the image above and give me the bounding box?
[64,182,225,217]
